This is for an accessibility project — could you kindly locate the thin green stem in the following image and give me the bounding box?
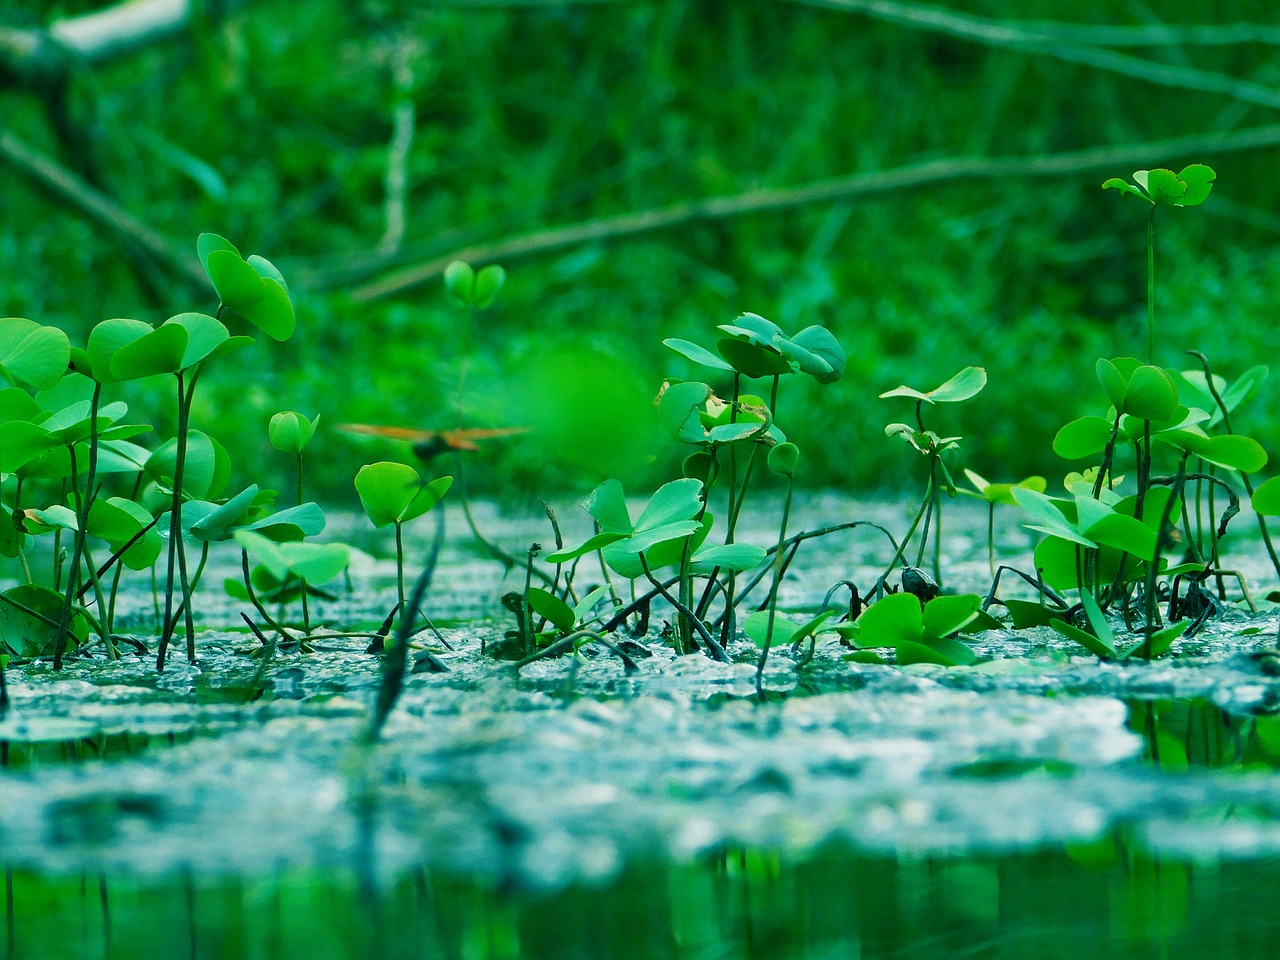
[53,382,102,670]
[157,371,193,670]
[1147,205,1156,363]
[394,520,407,617]
[755,476,795,695]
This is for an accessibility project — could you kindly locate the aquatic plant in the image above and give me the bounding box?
[879,366,986,585]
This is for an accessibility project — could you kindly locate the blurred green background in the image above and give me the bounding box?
[4,0,1280,506]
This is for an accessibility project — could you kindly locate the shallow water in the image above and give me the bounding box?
[4,496,1280,957]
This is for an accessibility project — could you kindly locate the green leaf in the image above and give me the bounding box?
[852,592,923,649]
[1176,164,1215,206]
[927,366,987,403]
[584,479,633,534]
[164,312,230,369]
[789,325,846,383]
[0,420,56,474]
[1013,488,1095,547]
[1220,365,1268,414]
[1079,589,1114,652]
[1122,619,1190,659]
[1123,365,1178,420]
[1102,178,1147,201]
[921,594,981,640]
[234,530,349,585]
[1194,434,1268,473]
[1144,168,1186,205]
[544,531,626,563]
[355,464,451,528]
[621,519,701,555]
[0,318,71,390]
[238,277,295,341]
[400,475,453,524]
[527,587,577,634]
[86,497,159,569]
[197,233,238,276]
[443,261,474,306]
[881,366,986,404]
[1005,599,1067,629]
[109,323,187,380]
[658,381,712,442]
[0,583,86,657]
[743,610,794,649]
[246,255,288,294]
[706,421,767,445]
[1053,416,1114,460]
[472,265,506,308]
[205,248,267,310]
[633,478,703,533]
[1083,512,1156,560]
[716,338,791,378]
[663,338,734,371]
[1252,476,1280,516]
[768,441,799,477]
[721,313,784,343]
[1050,618,1115,658]
[1095,358,1126,410]
[690,542,766,572]
[145,430,228,500]
[963,470,1047,506]
[244,502,328,541]
[189,484,260,541]
[269,410,319,455]
[355,461,418,528]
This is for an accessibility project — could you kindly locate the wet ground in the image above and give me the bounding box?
[4,495,1280,957]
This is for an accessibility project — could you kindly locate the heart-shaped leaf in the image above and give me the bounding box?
[0,318,71,390]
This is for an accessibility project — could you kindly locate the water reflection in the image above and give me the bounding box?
[1126,698,1280,772]
[6,841,1280,960]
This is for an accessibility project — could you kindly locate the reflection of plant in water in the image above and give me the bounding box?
[1127,697,1280,772]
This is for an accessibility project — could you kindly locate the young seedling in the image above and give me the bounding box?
[880,366,986,585]
[961,470,1046,577]
[355,460,452,629]
[269,411,320,506]
[1103,164,1215,363]
[754,441,799,693]
[839,592,985,667]
[547,477,764,658]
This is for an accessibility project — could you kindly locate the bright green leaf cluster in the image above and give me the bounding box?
[1102,164,1215,207]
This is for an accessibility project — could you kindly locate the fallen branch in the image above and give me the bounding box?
[346,124,1280,301]
[0,130,205,287]
[782,1,1280,110]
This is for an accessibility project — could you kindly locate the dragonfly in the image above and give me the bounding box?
[335,423,528,461]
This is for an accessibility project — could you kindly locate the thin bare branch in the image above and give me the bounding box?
[344,124,1280,302]
[0,129,205,287]
[782,0,1280,109]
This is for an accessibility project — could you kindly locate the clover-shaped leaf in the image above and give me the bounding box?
[355,462,452,528]
[443,261,506,309]
[269,410,319,455]
[0,318,71,391]
[234,530,350,586]
[198,233,295,341]
[1103,164,1215,207]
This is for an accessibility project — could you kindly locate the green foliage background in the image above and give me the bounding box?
[4,0,1280,503]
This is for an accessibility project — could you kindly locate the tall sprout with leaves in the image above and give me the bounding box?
[753,441,799,692]
[355,461,453,629]
[270,411,320,506]
[139,235,296,669]
[1103,164,1215,363]
[663,313,845,644]
[880,367,987,586]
